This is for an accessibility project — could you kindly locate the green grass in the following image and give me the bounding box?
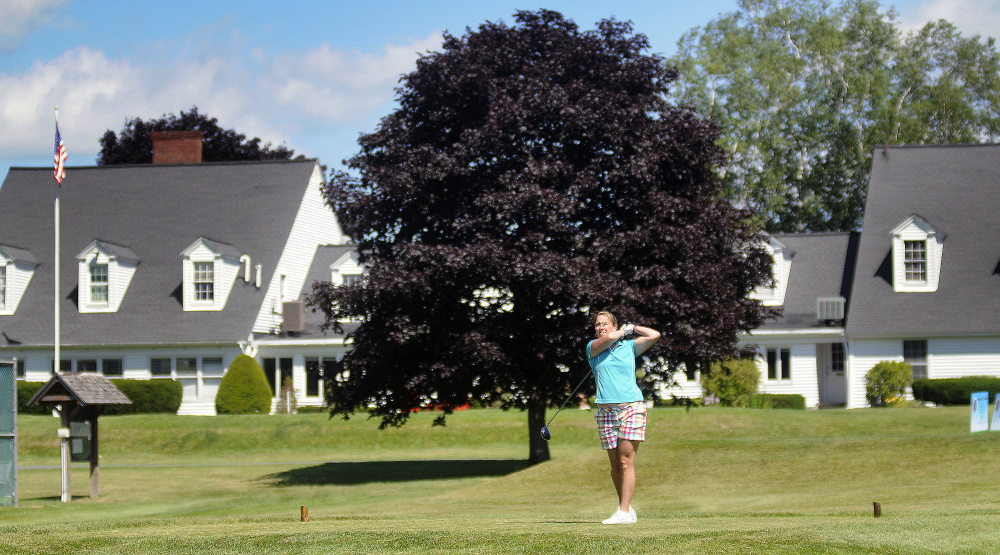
[4,406,1000,553]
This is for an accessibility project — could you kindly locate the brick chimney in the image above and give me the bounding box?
[151,131,203,164]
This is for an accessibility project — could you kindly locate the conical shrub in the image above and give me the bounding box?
[215,354,272,414]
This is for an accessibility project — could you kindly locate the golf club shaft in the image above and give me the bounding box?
[545,368,593,427]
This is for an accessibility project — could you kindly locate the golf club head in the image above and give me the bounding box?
[540,425,551,441]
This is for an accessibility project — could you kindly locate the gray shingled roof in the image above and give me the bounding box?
[0,244,37,264]
[28,372,132,406]
[759,232,858,330]
[299,244,358,337]
[846,144,1000,338]
[0,159,319,347]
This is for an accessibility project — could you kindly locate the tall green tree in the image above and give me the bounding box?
[669,0,1000,232]
[309,10,776,464]
[97,106,297,164]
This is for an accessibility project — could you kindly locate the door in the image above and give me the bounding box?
[818,343,846,406]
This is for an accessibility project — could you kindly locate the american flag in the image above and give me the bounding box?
[54,121,67,185]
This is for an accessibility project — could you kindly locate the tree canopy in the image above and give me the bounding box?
[96,106,297,165]
[669,0,1000,232]
[310,9,777,463]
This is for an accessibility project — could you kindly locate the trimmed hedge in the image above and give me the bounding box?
[17,381,50,415]
[17,379,182,415]
[215,354,272,414]
[106,379,183,414]
[748,393,806,410]
[912,376,1000,406]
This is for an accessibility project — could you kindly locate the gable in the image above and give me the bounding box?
[750,235,793,306]
[0,244,38,316]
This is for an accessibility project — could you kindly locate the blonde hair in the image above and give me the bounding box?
[594,311,618,329]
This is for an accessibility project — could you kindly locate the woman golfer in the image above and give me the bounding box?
[587,311,660,525]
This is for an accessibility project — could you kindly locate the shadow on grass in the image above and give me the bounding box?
[264,459,531,486]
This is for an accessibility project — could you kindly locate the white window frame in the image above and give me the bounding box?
[765,348,792,381]
[76,240,139,313]
[194,261,215,301]
[903,340,928,381]
[891,215,943,293]
[0,265,5,309]
[90,262,109,304]
[181,238,241,312]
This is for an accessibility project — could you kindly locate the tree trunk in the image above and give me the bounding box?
[528,390,550,464]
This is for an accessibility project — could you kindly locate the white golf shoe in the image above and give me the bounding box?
[602,509,637,525]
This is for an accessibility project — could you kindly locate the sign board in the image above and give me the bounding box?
[970,391,990,433]
[69,419,93,462]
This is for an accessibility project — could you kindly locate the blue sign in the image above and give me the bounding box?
[971,391,989,433]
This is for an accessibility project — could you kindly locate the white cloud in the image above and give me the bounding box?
[897,0,1000,38]
[264,34,442,124]
[0,0,68,50]
[0,32,443,164]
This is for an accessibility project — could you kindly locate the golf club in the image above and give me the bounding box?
[540,368,593,441]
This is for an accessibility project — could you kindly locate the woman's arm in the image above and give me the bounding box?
[588,327,630,358]
[632,325,661,356]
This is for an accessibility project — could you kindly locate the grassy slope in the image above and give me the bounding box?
[4,406,1000,554]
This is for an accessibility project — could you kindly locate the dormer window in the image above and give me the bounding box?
[749,235,793,306]
[181,238,242,311]
[76,240,139,313]
[90,263,109,303]
[0,245,38,315]
[194,262,215,301]
[891,215,943,293]
[904,240,926,282]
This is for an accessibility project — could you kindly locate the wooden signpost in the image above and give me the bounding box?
[27,372,131,501]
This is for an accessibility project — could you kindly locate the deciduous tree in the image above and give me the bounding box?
[670,0,1000,232]
[310,10,776,463]
[97,106,297,164]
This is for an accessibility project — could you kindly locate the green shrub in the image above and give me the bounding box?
[18,379,181,415]
[865,361,912,406]
[912,376,1000,405]
[748,393,806,410]
[106,379,183,414]
[215,354,272,414]
[701,358,760,407]
[17,381,50,415]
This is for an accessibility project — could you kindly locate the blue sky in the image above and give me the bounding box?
[1,0,998,183]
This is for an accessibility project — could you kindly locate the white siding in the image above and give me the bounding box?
[253,164,345,333]
[757,343,820,408]
[928,337,1000,378]
[847,339,901,408]
[0,260,36,315]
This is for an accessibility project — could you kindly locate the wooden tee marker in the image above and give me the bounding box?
[301,506,309,522]
[873,501,882,517]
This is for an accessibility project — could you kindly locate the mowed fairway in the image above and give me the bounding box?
[4,406,1000,553]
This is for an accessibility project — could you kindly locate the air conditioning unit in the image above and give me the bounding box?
[281,301,306,332]
[816,297,846,321]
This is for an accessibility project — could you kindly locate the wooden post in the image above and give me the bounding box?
[873,501,882,517]
[300,505,309,522]
[59,408,71,502]
[90,414,99,499]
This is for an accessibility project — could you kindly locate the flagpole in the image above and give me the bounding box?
[54,106,69,502]
[53,108,61,374]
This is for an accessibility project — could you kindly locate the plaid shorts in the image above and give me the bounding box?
[596,402,647,450]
